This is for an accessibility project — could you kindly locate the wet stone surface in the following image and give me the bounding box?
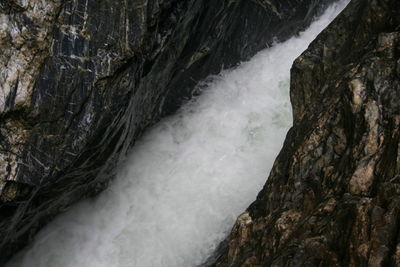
[210,0,400,266]
[0,0,333,263]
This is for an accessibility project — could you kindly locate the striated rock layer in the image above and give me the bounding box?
[0,0,334,263]
[211,0,400,266]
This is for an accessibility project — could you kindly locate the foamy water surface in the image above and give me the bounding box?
[7,2,349,266]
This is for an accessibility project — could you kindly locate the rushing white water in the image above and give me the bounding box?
[7,2,348,267]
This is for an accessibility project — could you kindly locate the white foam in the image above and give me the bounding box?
[7,1,349,266]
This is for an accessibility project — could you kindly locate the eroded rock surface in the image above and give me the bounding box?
[0,0,333,263]
[211,0,400,266]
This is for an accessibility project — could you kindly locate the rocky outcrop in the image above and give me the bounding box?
[211,0,400,266]
[0,0,334,263]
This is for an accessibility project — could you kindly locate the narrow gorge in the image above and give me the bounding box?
[6,2,348,266]
[0,0,334,263]
[1,0,399,266]
[0,0,335,263]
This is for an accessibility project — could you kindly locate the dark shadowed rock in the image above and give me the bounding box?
[210,0,400,266]
[0,0,334,263]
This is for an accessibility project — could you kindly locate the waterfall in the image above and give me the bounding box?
[7,1,349,266]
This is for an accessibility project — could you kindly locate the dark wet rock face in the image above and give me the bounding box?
[0,0,334,263]
[211,0,400,266]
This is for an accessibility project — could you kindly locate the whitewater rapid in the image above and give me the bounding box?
[7,1,349,266]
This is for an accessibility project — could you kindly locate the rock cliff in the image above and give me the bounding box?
[211,0,400,265]
[0,0,333,263]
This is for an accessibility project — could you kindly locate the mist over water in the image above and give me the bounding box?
[7,1,349,266]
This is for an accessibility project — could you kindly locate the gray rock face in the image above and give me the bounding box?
[210,0,400,266]
[0,0,334,263]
